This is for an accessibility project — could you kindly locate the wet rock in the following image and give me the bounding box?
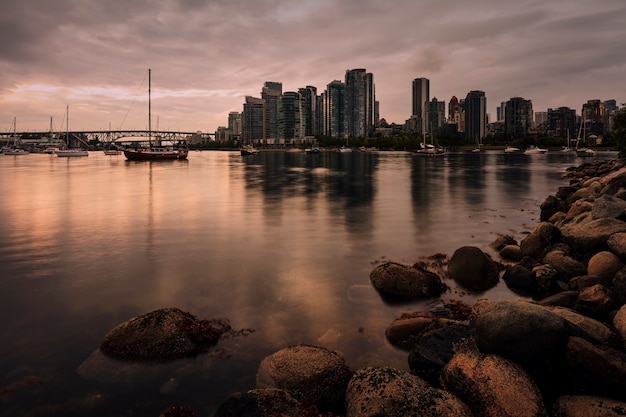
[613,268,626,304]
[552,395,626,417]
[407,323,473,385]
[520,233,551,261]
[613,305,626,345]
[568,275,611,291]
[214,388,312,417]
[575,284,620,320]
[592,194,626,220]
[500,244,522,262]
[99,308,231,362]
[587,250,624,280]
[536,291,579,309]
[502,264,537,295]
[474,300,570,365]
[345,366,472,417]
[547,306,621,348]
[256,344,351,413]
[385,315,458,350]
[532,264,559,293]
[607,232,626,260]
[490,234,517,251]
[563,337,626,400]
[542,250,586,281]
[561,217,626,256]
[441,347,547,417]
[533,222,562,245]
[369,262,445,300]
[540,195,561,222]
[447,246,500,291]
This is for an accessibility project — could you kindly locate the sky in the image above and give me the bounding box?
[1,0,625,134]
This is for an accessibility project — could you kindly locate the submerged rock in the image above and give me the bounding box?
[100,307,231,362]
[369,261,445,299]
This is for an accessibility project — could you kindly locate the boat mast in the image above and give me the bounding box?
[148,68,151,147]
[66,105,69,148]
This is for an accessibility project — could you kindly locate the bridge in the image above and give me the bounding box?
[0,129,211,143]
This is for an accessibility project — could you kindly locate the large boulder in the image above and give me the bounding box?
[256,344,351,413]
[591,194,626,220]
[369,262,445,300]
[552,395,626,417]
[441,347,547,417]
[607,232,626,260]
[99,308,231,362]
[474,300,570,364]
[546,306,621,348]
[447,246,500,291]
[563,337,626,400]
[502,265,537,295]
[561,217,626,256]
[575,284,620,320]
[345,366,472,417]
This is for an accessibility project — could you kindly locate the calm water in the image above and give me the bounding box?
[0,149,611,416]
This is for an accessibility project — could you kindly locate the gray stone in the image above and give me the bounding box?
[607,232,626,260]
[542,250,586,281]
[561,217,626,255]
[586,250,623,280]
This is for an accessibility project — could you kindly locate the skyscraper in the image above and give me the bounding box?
[464,90,486,143]
[324,80,347,138]
[262,82,282,143]
[242,96,264,144]
[412,78,429,135]
[345,69,375,137]
[279,91,303,142]
[504,97,533,138]
[298,86,318,137]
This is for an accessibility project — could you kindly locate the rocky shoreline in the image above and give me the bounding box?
[91,159,626,416]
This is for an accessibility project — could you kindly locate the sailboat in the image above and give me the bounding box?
[574,117,596,157]
[57,106,89,157]
[3,117,29,155]
[103,122,121,155]
[338,137,352,153]
[123,69,188,161]
[414,131,445,156]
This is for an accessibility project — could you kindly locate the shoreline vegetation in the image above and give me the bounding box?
[51,159,626,416]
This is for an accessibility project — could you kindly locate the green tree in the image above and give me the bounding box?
[613,106,626,158]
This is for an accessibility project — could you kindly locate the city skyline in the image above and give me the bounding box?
[1,0,625,133]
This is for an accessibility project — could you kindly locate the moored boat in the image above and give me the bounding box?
[123,69,188,161]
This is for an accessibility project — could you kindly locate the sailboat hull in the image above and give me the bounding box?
[123,148,188,161]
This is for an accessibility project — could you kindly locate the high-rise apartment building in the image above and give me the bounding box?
[345,69,375,137]
[464,90,486,143]
[547,107,576,138]
[242,96,265,144]
[324,80,347,138]
[262,82,282,143]
[504,97,533,138]
[279,91,303,142]
[228,111,242,141]
[582,99,607,136]
[298,86,318,137]
[412,78,429,135]
[428,97,446,132]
